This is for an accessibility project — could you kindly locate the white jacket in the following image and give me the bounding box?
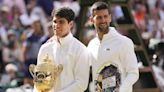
[87,27,139,92]
[35,33,90,92]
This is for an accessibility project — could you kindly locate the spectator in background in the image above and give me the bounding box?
[0,21,8,73]
[37,0,54,16]
[11,18,25,42]
[19,4,35,28]
[2,0,26,14]
[159,6,164,21]
[20,0,48,35]
[0,5,12,29]
[10,5,22,21]
[0,22,8,46]
[0,63,19,88]
[112,5,124,24]
[22,15,46,75]
[6,71,34,92]
[2,30,23,71]
[133,3,146,33]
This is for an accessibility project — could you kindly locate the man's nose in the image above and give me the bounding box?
[100,17,106,23]
[54,23,60,28]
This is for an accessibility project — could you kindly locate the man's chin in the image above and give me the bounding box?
[98,27,109,32]
[56,33,62,37]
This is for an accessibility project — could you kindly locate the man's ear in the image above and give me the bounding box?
[69,21,74,26]
[69,21,74,29]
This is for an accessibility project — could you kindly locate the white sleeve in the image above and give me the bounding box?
[87,39,97,67]
[37,45,44,65]
[58,48,90,92]
[119,39,139,92]
[33,45,44,92]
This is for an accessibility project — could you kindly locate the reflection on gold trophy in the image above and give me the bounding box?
[29,54,63,92]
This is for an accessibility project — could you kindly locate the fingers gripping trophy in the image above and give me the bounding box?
[29,54,63,92]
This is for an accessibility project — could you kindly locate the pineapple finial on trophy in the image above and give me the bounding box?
[43,54,52,63]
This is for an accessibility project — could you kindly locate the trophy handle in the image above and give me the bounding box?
[29,64,36,78]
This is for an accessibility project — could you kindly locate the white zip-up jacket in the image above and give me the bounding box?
[87,27,139,92]
[35,33,90,92]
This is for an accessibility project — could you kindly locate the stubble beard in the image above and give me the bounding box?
[96,23,109,33]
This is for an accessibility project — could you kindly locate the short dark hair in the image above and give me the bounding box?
[91,1,111,16]
[51,7,75,22]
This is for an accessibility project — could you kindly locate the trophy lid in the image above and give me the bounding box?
[36,54,56,72]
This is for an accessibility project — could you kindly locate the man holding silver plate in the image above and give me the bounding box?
[30,7,90,92]
[87,1,139,92]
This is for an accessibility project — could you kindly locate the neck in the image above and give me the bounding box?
[97,29,109,41]
[97,32,104,41]
[57,32,70,38]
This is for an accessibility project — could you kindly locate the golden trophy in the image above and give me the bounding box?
[29,54,63,92]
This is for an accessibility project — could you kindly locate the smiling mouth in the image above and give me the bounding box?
[99,24,108,28]
[100,23,107,26]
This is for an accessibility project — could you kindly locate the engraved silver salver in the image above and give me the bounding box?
[95,63,121,92]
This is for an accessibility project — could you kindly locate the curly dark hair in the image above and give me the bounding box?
[51,7,75,23]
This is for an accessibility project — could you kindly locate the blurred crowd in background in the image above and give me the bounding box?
[131,0,164,59]
[0,0,164,92]
[131,0,164,90]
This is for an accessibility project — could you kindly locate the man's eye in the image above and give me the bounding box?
[97,16,102,20]
[53,20,56,23]
[104,15,108,18]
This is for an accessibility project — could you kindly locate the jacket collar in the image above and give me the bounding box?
[58,32,73,46]
[100,27,118,42]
